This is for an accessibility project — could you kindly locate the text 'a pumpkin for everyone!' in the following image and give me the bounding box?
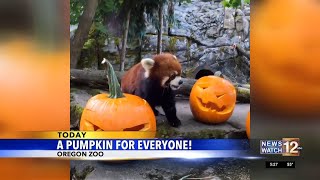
[56,140,192,150]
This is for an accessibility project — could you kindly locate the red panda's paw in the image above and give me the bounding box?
[168,118,181,128]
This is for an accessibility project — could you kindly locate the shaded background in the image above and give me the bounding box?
[0,0,70,179]
[251,0,320,179]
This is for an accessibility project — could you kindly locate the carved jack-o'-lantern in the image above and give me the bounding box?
[246,112,250,138]
[80,59,156,138]
[190,76,236,124]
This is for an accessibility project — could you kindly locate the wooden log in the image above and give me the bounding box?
[70,69,250,102]
[235,87,250,103]
[70,69,125,89]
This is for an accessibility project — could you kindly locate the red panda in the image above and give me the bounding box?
[121,53,183,127]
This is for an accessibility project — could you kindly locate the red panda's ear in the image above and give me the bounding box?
[173,55,177,60]
[141,58,154,70]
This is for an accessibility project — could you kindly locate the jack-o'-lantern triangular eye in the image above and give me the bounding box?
[216,94,225,98]
[197,82,210,90]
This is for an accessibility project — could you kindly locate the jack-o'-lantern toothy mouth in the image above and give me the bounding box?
[197,97,226,112]
[84,120,149,131]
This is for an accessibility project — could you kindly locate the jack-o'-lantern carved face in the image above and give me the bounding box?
[79,59,156,138]
[190,76,236,124]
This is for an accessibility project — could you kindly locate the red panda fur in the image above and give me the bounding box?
[121,53,182,127]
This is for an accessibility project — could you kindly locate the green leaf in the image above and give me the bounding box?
[222,0,244,8]
[95,22,108,35]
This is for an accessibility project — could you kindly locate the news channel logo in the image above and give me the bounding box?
[260,138,302,156]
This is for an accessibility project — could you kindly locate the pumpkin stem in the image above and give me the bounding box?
[102,58,125,98]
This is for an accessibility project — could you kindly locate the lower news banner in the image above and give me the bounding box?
[0,139,250,160]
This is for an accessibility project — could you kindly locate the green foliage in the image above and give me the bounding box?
[98,0,121,14]
[114,37,121,46]
[80,22,108,68]
[83,39,95,49]
[168,37,177,52]
[71,0,192,43]
[222,0,241,8]
[70,104,84,124]
[128,1,147,42]
[156,123,180,138]
[72,0,193,68]
[71,0,121,26]
[123,0,190,43]
[127,0,165,42]
[70,0,85,25]
[88,22,108,46]
[222,0,250,8]
[95,22,108,36]
[70,0,111,40]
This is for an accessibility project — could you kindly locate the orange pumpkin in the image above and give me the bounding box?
[246,112,250,138]
[190,76,236,124]
[252,0,320,115]
[80,59,156,138]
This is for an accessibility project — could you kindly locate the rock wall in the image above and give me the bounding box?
[103,0,250,83]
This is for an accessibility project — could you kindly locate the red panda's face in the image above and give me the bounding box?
[141,53,183,90]
[166,70,182,90]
